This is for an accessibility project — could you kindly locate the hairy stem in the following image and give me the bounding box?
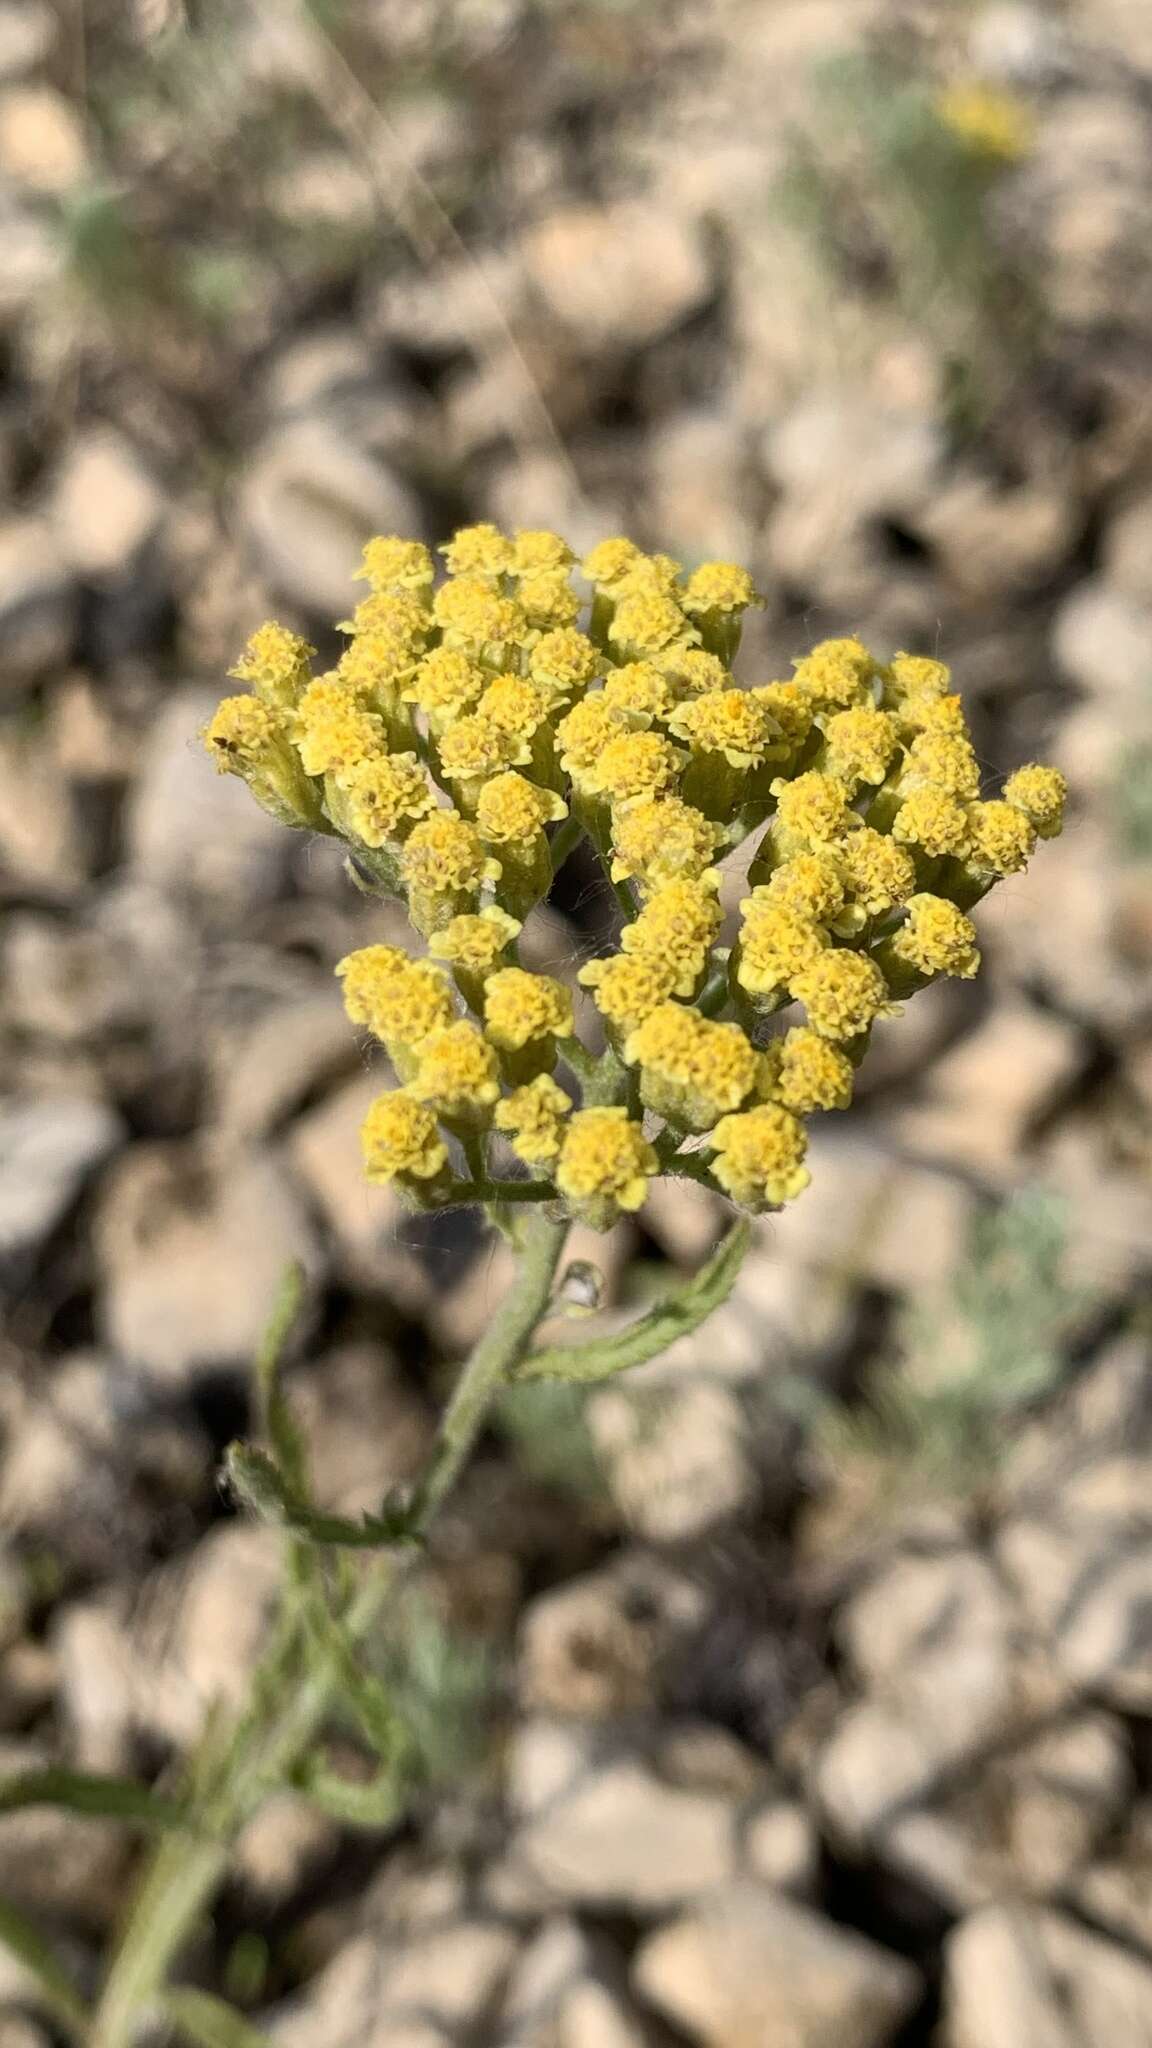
[90,1212,567,2048]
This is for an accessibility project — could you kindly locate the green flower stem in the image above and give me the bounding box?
[90,1212,568,2048]
[548,812,584,876]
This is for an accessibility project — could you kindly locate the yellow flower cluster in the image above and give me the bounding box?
[206,530,1065,1225]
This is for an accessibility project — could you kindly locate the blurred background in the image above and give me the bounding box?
[2,1,1152,2043]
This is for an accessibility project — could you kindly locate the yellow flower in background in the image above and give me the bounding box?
[211,527,1064,1225]
[936,81,1034,162]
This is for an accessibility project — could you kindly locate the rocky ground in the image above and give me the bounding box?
[2,0,1152,2043]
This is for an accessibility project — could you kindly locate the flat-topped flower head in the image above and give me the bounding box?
[428,907,521,985]
[578,951,679,1039]
[400,811,500,933]
[210,529,1065,1229]
[836,826,916,914]
[620,877,723,996]
[204,693,325,829]
[771,770,856,851]
[581,730,684,807]
[821,705,899,791]
[1004,764,1067,840]
[556,695,627,779]
[581,536,646,593]
[484,967,574,1053]
[750,681,815,747]
[761,1027,854,1114]
[791,949,894,1042]
[361,1089,448,1193]
[517,567,580,631]
[624,1003,760,1130]
[889,894,981,980]
[356,536,435,595]
[608,590,697,663]
[512,529,575,576]
[966,798,1036,876]
[680,561,759,621]
[336,948,455,1052]
[735,901,828,1002]
[901,729,982,800]
[493,1074,572,1169]
[793,636,877,711]
[609,796,724,895]
[601,662,675,728]
[338,752,436,846]
[432,576,525,659]
[229,621,314,708]
[529,626,602,706]
[555,1107,657,1230]
[293,677,386,778]
[405,648,486,730]
[439,522,514,579]
[892,786,973,861]
[706,1103,810,1211]
[476,772,567,845]
[409,1019,501,1123]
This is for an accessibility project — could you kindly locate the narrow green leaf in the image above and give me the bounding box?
[291,1758,404,1830]
[160,1985,272,2048]
[225,1444,418,1551]
[0,1897,89,2035]
[254,1260,309,1497]
[513,1218,751,1384]
[0,1768,187,1830]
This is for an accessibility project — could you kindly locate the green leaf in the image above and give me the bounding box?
[291,1758,405,1830]
[513,1218,751,1384]
[160,1985,272,2048]
[225,1444,419,1551]
[0,1768,187,1830]
[0,1896,89,2036]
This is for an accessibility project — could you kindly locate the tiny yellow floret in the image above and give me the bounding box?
[791,949,893,1041]
[669,688,776,766]
[356,536,435,595]
[892,786,973,860]
[484,967,574,1053]
[582,730,684,806]
[555,1107,657,1229]
[512,529,575,576]
[890,894,981,980]
[762,1027,854,1114]
[771,770,856,850]
[581,537,645,591]
[793,636,876,711]
[608,590,696,662]
[1004,764,1067,840]
[966,798,1036,875]
[620,877,723,996]
[476,772,567,845]
[680,561,759,619]
[578,952,679,1037]
[293,677,385,778]
[822,705,899,790]
[707,1103,810,1211]
[361,1090,448,1188]
[408,1020,501,1121]
[229,621,314,705]
[736,901,828,1000]
[428,907,521,981]
[756,855,847,927]
[338,752,436,846]
[439,522,514,579]
[837,827,917,914]
[494,1075,572,1168]
[609,796,723,893]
